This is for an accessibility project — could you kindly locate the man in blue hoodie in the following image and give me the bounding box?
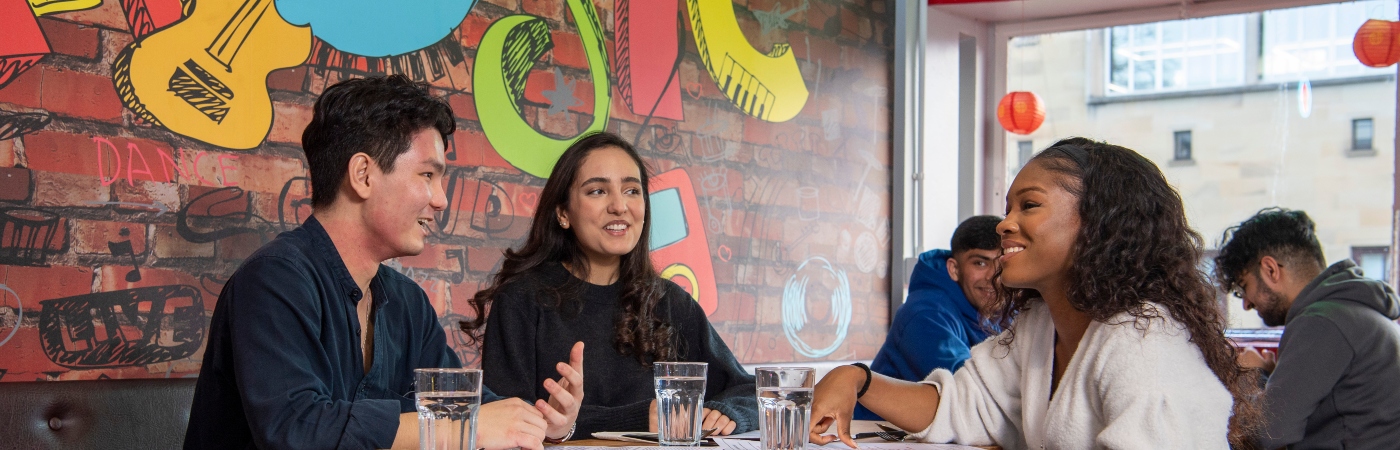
[855,215,1000,420]
[1215,208,1400,449]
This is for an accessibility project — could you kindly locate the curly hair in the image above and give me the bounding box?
[459,132,676,366]
[991,137,1263,448]
[1213,207,1326,294]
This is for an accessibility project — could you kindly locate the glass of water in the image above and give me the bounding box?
[654,361,708,446]
[756,367,815,450]
[415,368,482,450]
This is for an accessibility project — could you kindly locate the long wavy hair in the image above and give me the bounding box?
[991,137,1262,448]
[459,132,675,365]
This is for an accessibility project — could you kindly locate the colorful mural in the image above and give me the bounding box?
[0,0,896,382]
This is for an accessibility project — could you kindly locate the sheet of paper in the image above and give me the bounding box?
[553,446,718,449]
[590,432,656,443]
[714,438,982,450]
[724,430,762,440]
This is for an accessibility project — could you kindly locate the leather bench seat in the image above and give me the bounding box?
[0,378,196,449]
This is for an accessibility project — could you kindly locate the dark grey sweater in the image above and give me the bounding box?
[1260,260,1400,449]
[481,263,757,438]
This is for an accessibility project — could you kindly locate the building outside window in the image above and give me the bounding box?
[1017,140,1034,172]
[1105,1,1395,96]
[1262,1,1399,81]
[1107,15,1246,95]
[1007,0,1397,328]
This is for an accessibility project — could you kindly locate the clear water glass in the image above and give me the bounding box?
[654,361,708,446]
[756,367,815,450]
[415,368,482,450]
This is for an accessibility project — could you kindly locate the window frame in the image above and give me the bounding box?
[1354,118,1375,151]
[1352,245,1390,281]
[1173,130,1193,161]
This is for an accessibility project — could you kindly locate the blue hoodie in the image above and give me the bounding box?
[854,249,994,421]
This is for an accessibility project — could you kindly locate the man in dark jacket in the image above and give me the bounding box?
[1215,207,1400,450]
[854,215,1001,421]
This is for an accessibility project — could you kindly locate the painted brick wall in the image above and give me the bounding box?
[0,0,894,381]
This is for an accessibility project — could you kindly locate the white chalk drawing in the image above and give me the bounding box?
[781,257,851,358]
[697,168,734,234]
[693,108,737,162]
[821,107,842,141]
[856,189,881,231]
[854,232,878,273]
[837,229,852,262]
[0,284,22,348]
[753,0,807,36]
[797,186,820,221]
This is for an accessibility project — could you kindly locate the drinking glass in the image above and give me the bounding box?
[415,368,482,450]
[654,362,708,446]
[756,367,815,450]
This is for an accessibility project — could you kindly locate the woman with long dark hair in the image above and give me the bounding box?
[461,132,757,438]
[809,137,1263,449]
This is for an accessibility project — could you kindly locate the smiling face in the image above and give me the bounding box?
[362,128,448,259]
[556,146,647,276]
[949,248,1000,314]
[996,161,1082,295]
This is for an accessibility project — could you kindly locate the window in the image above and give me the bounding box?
[1174,130,1193,161]
[1262,1,1399,81]
[1103,1,1398,95]
[1008,2,1397,328]
[1107,15,1247,95]
[1017,140,1034,172]
[1354,118,1374,151]
[1352,246,1390,281]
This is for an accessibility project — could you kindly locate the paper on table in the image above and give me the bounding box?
[723,430,762,440]
[590,432,656,443]
[551,447,673,450]
[713,438,982,450]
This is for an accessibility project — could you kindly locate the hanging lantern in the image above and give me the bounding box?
[997,91,1045,135]
[1353,19,1400,68]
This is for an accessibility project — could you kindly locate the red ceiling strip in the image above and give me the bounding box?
[928,0,1016,4]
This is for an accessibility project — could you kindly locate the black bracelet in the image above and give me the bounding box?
[851,362,873,399]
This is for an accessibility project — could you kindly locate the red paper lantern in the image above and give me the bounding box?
[997,91,1045,135]
[1353,19,1400,68]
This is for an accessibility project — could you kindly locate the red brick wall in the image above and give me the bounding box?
[0,0,894,381]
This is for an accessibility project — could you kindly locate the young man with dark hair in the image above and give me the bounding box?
[185,75,583,450]
[1215,207,1400,449]
[854,215,1001,420]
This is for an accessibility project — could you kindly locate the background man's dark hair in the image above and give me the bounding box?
[301,74,455,208]
[1213,207,1327,292]
[950,215,1002,255]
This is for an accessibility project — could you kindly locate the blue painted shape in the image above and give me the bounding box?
[649,188,687,250]
[275,0,479,57]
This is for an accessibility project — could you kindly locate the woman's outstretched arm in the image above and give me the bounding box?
[809,365,941,448]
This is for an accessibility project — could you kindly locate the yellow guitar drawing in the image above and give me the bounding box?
[113,0,310,150]
[686,0,808,122]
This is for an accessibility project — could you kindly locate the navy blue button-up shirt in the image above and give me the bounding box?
[184,216,498,449]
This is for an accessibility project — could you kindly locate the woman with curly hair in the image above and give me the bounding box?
[460,132,757,439]
[809,137,1262,449]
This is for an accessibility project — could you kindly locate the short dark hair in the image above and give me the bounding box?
[950,215,1002,255]
[1213,207,1327,292]
[301,75,455,208]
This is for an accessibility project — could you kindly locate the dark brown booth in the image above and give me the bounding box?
[0,378,196,449]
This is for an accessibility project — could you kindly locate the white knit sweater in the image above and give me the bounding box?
[909,302,1233,450]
